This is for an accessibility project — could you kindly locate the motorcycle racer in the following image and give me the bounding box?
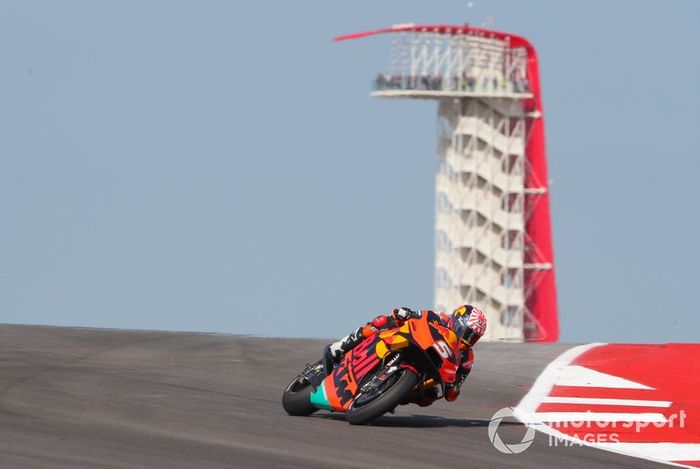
[323,305,487,406]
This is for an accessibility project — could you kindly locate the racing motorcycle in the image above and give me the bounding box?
[282,311,461,425]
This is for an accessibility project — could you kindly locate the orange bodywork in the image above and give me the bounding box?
[318,312,460,411]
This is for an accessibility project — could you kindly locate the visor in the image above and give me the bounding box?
[453,314,479,346]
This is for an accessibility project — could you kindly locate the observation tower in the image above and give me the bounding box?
[335,24,559,342]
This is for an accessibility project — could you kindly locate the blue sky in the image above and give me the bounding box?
[1,0,698,342]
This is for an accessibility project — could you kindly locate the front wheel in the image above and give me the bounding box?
[345,369,418,425]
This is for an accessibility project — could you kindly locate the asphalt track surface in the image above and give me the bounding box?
[0,325,668,468]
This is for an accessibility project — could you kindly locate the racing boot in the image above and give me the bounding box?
[322,327,365,375]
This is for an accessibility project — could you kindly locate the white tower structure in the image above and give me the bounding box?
[336,24,559,342]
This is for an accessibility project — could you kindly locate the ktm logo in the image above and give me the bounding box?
[332,366,354,407]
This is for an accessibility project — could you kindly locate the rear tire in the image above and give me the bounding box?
[345,370,418,425]
[282,377,317,416]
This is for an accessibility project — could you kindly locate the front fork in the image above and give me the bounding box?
[300,360,325,390]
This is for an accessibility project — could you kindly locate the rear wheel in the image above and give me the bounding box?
[282,377,317,416]
[345,369,418,425]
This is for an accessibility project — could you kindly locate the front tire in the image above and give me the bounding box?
[345,370,418,425]
[282,377,317,416]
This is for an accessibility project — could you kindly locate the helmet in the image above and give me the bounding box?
[451,305,487,346]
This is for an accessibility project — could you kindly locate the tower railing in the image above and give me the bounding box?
[372,29,531,97]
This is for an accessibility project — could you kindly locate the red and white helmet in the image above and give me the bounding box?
[451,305,487,346]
